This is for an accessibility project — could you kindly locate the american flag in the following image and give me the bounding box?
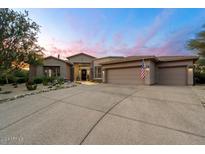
[140,59,145,79]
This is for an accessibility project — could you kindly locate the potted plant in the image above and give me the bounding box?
[26,81,37,90]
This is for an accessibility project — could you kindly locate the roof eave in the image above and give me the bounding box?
[67,53,96,59]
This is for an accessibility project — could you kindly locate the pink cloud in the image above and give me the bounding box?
[41,37,109,59]
[127,9,174,55]
[40,9,200,58]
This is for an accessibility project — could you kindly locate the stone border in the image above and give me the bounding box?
[0,84,77,104]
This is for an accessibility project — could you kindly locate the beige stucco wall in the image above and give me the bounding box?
[35,58,71,80]
[187,67,194,85]
[144,61,155,85]
[157,60,193,67]
[93,57,123,80]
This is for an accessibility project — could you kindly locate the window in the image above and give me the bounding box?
[43,66,60,77]
[94,66,102,78]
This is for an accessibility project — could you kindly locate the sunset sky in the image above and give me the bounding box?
[16,8,205,58]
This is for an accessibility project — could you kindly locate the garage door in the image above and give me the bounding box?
[106,67,144,85]
[158,67,187,85]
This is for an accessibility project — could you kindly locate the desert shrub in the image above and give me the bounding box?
[42,76,49,85]
[57,77,64,85]
[42,76,57,86]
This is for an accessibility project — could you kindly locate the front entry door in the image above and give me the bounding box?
[81,69,87,81]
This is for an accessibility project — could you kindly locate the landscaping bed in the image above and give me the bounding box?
[0,82,77,104]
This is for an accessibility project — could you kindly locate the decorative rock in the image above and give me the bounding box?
[0,84,77,104]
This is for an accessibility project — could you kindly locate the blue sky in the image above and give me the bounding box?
[15,8,205,58]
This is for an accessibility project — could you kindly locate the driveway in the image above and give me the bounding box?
[0,84,205,144]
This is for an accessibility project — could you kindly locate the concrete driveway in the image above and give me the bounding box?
[0,84,205,144]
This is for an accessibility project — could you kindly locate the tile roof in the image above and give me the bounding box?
[44,56,72,65]
[100,55,156,65]
[157,56,199,62]
[100,55,199,65]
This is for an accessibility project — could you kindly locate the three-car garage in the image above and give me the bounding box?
[101,56,197,86]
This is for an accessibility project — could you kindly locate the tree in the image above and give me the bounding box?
[0,8,43,83]
[187,25,205,83]
[187,25,205,57]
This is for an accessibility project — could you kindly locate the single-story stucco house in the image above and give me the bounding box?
[30,53,198,86]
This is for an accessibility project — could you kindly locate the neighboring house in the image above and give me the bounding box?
[30,56,72,80]
[92,56,124,82]
[67,53,96,81]
[101,55,198,85]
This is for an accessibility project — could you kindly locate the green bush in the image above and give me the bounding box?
[42,79,48,86]
[42,76,57,86]
[16,77,27,84]
[48,76,56,83]
[0,69,28,84]
[34,77,43,84]
[8,74,16,83]
[194,64,205,84]
[13,70,28,78]
[0,76,6,85]
[195,72,205,84]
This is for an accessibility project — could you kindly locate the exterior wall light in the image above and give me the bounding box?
[102,70,105,83]
[188,66,193,72]
[145,65,150,71]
